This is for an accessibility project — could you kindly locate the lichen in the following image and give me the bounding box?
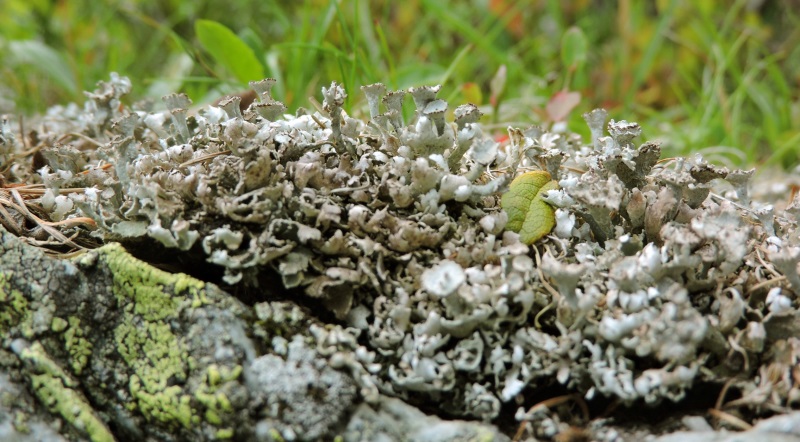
[246,336,358,441]
[15,341,114,442]
[62,316,92,375]
[4,74,800,439]
[93,243,225,431]
[101,242,206,314]
[118,321,194,428]
[195,363,241,435]
[0,272,31,339]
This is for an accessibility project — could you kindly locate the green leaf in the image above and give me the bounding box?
[195,19,265,84]
[561,27,588,70]
[238,27,268,66]
[501,171,559,244]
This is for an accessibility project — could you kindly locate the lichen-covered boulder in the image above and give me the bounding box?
[1,228,238,440]
[0,224,507,441]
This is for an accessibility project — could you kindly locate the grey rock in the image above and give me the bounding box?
[0,372,68,442]
[246,338,358,441]
[652,412,800,442]
[343,396,510,442]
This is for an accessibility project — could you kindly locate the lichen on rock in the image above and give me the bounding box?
[2,74,800,441]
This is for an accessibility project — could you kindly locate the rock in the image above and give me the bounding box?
[652,412,800,442]
[247,341,358,441]
[0,225,511,441]
[343,396,510,442]
[0,226,257,440]
[0,371,69,442]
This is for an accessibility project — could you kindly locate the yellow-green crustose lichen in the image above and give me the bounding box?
[89,243,229,433]
[0,271,31,338]
[19,342,114,442]
[62,316,93,375]
[195,364,242,439]
[13,411,29,435]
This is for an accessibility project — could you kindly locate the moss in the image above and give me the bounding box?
[20,342,114,442]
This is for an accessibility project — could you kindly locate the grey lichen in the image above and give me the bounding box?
[0,224,376,442]
[3,74,800,440]
[246,337,358,441]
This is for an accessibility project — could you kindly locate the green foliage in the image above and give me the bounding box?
[0,0,797,167]
[5,40,78,96]
[561,27,587,72]
[501,171,559,245]
[195,20,265,84]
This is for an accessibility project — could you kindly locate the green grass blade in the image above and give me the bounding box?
[623,0,677,109]
[6,40,78,96]
[420,0,507,65]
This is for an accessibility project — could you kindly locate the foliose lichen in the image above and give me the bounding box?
[4,74,800,438]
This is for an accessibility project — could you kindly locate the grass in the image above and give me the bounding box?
[0,0,798,168]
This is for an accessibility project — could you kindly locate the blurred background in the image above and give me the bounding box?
[1,0,798,167]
